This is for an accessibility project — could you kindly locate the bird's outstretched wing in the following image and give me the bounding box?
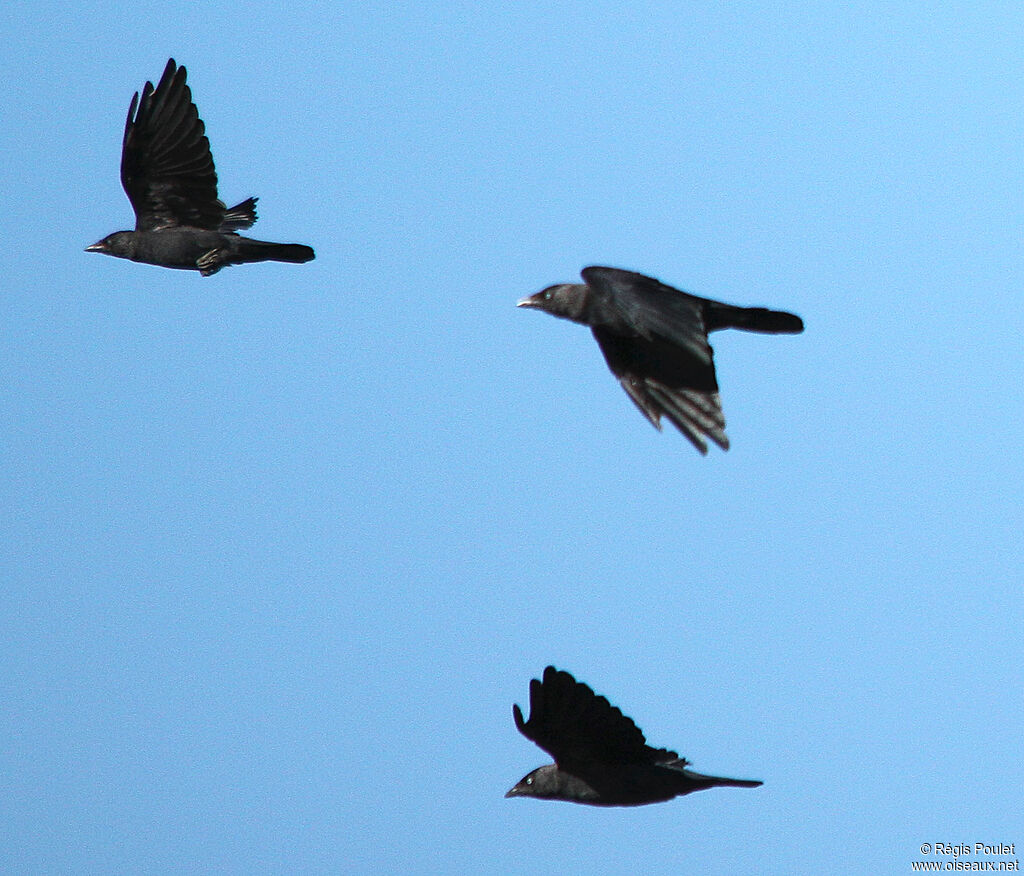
[513,667,681,775]
[592,326,728,454]
[120,59,225,231]
[581,267,728,453]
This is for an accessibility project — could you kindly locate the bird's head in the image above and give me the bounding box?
[517,283,590,323]
[85,232,134,258]
[505,765,564,800]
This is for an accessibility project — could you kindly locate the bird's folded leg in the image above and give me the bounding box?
[197,249,228,276]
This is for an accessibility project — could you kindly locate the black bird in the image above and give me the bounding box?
[518,266,803,453]
[86,59,314,275]
[506,666,762,806]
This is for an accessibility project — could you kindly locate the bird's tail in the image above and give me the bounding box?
[680,766,763,790]
[236,239,315,265]
[221,197,259,231]
[705,303,804,334]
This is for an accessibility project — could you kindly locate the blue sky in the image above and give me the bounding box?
[3,2,1022,873]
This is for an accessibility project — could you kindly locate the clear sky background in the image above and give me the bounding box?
[2,2,1022,873]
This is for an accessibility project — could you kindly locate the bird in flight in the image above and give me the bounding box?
[518,266,803,453]
[507,666,762,806]
[86,59,314,275]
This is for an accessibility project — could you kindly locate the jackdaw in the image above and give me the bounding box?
[86,59,314,275]
[518,266,803,453]
[506,666,762,806]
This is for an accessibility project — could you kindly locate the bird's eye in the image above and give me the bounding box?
[543,290,552,300]
[526,776,533,785]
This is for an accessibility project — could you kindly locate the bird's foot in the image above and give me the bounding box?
[197,249,227,276]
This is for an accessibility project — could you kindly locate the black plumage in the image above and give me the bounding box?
[86,59,314,275]
[506,666,762,806]
[518,266,803,453]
